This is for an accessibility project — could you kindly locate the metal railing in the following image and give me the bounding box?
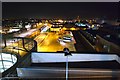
[1,37,37,77]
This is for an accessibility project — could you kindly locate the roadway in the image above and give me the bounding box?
[72,31,96,52]
[2,28,40,57]
[1,23,51,57]
[2,30,94,56]
[37,32,76,52]
[1,23,95,56]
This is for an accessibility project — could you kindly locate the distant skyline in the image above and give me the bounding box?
[2,2,119,20]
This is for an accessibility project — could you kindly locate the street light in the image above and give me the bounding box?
[63,48,72,80]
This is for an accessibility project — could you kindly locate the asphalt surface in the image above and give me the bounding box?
[36,32,76,52]
[72,31,96,52]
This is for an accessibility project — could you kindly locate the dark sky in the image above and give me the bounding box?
[2,2,119,19]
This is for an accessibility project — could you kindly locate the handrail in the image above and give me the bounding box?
[1,37,37,77]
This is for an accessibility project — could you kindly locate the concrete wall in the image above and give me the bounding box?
[95,35,120,54]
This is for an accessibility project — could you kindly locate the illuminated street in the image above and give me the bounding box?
[1,2,120,80]
[2,39,34,57]
[37,32,76,52]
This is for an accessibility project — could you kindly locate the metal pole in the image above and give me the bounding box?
[66,56,68,80]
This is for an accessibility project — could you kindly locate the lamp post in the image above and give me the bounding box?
[63,48,72,80]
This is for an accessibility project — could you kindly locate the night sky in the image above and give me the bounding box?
[2,2,119,19]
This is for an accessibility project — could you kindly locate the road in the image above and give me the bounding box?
[1,23,95,56]
[72,31,96,52]
[1,28,39,57]
[37,32,76,52]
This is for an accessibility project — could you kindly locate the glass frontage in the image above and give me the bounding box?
[0,53,17,72]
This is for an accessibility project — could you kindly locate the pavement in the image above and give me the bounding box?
[36,32,76,52]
